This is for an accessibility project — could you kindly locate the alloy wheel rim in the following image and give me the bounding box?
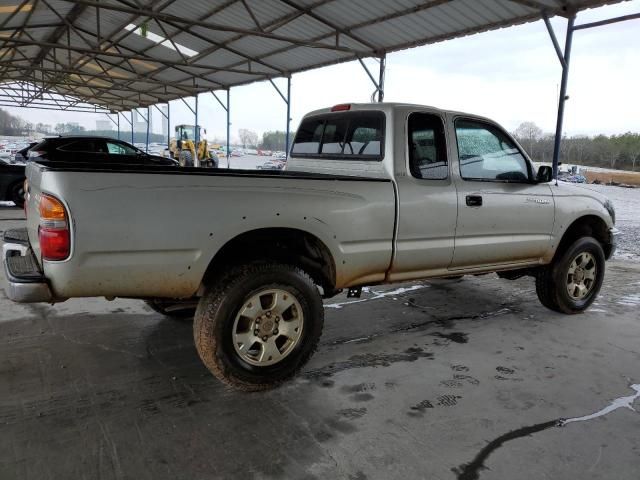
[232,288,304,367]
[566,252,597,300]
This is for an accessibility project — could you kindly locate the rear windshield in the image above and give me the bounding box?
[291,111,385,160]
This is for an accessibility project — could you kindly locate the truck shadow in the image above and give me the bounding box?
[0,276,545,480]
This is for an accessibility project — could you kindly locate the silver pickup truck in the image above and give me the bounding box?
[3,103,618,390]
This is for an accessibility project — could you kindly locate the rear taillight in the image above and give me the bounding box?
[38,194,70,261]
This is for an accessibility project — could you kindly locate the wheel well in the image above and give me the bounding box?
[202,228,336,295]
[6,179,23,199]
[556,215,611,259]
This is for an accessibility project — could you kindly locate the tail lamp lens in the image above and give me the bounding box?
[39,228,70,261]
[38,194,70,261]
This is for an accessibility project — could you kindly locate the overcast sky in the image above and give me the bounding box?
[6,0,640,142]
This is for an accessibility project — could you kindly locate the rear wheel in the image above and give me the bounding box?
[536,236,605,314]
[10,182,24,208]
[194,262,324,391]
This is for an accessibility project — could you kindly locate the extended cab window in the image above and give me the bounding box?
[408,113,448,180]
[292,111,384,160]
[456,119,530,182]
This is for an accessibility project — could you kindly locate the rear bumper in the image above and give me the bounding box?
[2,230,53,303]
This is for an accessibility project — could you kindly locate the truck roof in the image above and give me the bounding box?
[302,102,488,122]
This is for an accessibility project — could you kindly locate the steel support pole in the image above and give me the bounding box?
[145,106,150,153]
[130,111,134,144]
[285,76,291,157]
[194,94,200,167]
[551,16,575,181]
[226,89,231,168]
[117,113,120,140]
[167,102,170,149]
[377,54,386,102]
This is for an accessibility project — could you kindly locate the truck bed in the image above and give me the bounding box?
[26,161,396,300]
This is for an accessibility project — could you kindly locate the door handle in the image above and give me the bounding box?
[466,195,482,207]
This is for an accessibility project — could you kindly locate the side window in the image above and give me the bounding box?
[408,113,448,180]
[107,141,136,155]
[456,119,530,182]
[291,111,384,159]
[60,140,102,152]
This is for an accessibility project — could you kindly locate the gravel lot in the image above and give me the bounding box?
[0,183,639,480]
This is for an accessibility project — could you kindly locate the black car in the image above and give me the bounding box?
[0,161,26,207]
[1,137,178,207]
[11,142,38,164]
[28,136,178,166]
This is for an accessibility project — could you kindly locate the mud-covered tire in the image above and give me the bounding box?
[178,150,193,167]
[145,300,196,320]
[10,182,25,208]
[194,262,324,391]
[536,236,605,314]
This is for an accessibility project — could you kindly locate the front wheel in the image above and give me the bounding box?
[194,263,324,391]
[536,236,605,314]
[178,150,193,167]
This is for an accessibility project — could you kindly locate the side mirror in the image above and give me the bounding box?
[536,165,553,183]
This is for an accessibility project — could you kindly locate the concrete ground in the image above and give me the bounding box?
[1,187,639,480]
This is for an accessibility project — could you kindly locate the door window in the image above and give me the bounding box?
[106,141,137,155]
[455,119,530,182]
[408,113,448,180]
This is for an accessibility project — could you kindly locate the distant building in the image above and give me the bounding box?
[133,110,152,133]
[96,120,113,131]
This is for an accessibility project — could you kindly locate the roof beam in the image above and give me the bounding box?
[61,0,372,55]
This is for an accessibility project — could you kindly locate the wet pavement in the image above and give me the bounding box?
[1,199,640,480]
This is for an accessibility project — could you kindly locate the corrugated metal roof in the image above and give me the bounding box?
[0,0,629,112]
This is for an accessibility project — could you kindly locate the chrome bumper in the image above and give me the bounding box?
[2,241,53,303]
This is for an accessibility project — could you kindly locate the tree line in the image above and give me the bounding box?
[238,128,287,151]
[514,122,640,171]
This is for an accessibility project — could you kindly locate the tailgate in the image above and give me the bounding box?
[24,162,45,265]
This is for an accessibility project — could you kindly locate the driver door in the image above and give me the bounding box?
[450,117,554,269]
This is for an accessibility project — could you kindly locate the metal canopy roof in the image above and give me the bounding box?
[0,0,627,112]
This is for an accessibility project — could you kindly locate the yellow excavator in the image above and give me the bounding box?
[169,125,217,167]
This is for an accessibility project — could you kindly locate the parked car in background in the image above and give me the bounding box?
[11,142,38,165]
[28,137,178,166]
[1,136,178,207]
[257,160,286,170]
[0,162,26,206]
[0,148,13,161]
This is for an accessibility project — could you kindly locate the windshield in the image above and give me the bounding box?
[178,126,196,140]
